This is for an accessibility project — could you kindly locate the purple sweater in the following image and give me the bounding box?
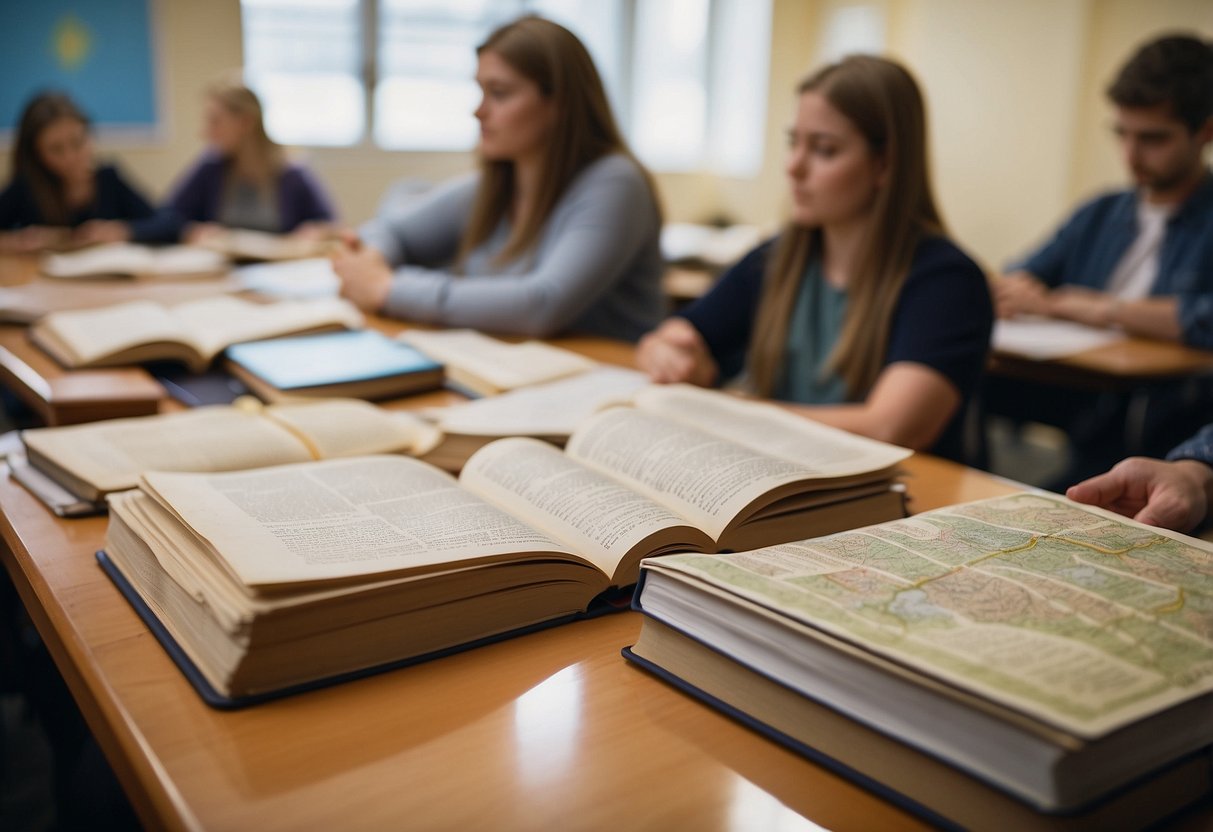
[136,152,336,242]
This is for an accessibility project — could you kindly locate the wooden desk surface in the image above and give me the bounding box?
[1,269,1210,830]
[990,337,1213,389]
[0,449,1032,832]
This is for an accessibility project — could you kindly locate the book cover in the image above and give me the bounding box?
[97,550,630,708]
[225,330,443,397]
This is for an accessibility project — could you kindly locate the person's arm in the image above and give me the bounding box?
[73,166,152,245]
[128,158,219,244]
[1067,457,1213,532]
[991,269,1050,318]
[344,162,661,337]
[636,240,771,386]
[1043,287,1182,340]
[636,317,719,386]
[785,362,961,450]
[793,243,992,450]
[280,165,337,231]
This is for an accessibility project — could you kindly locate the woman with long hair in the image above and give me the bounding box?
[0,91,156,251]
[637,56,992,459]
[145,78,336,242]
[333,15,664,341]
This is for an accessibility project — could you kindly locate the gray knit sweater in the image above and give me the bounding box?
[360,153,664,341]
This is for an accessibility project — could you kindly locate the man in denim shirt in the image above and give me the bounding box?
[990,34,1213,486]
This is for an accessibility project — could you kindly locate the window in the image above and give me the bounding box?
[241,0,771,174]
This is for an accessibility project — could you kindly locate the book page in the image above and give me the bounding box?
[170,296,364,359]
[992,316,1126,359]
[234,258,340,299]
[649,493,1213,738]
[461,437,710,579]
[566,408,823,539]
[141,456,577,589]
[429,366,649,437]
[40,243,227,278]
[23,406,315,493]
[400,329,596,391]
[634,385,911,475]
[207,229,330,262]
[34,300,197,365]
[265,399,442,458]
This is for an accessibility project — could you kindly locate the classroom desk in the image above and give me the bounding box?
[1,281,1209,830]
[0,451,1021,832]
[989,336,1213,392]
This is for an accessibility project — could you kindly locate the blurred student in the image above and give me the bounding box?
[0,91,156,252]
[637,55,992,460]
[990,34,1213,484]
[143,79,336,243]
[333,16,664,341]
[1068,423,1213,533]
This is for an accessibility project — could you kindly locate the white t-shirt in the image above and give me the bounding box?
[1104,199,1176,299]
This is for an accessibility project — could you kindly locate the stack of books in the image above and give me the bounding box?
[99,388,910,705]
[625,493,1213,830]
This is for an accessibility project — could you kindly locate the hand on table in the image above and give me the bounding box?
[636,317,718,386]
[331,233,393,313]
[1067,457,1213,533]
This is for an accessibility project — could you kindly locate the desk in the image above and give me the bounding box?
[0,450,1024,832]
[990,336,1213,392]
[2,294,1209,829]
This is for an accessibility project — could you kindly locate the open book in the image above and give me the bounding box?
[101,392,909,702]
[200,229,333,262]
[419,365,649,471]
[40,243,229,279]
[16,398,440,511]
[398,329,597,396]
[30,295,363,371]
[628,493,1213,817]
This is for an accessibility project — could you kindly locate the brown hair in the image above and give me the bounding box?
[11,91,91,225]
[459,15,660,266]
[748,55,946,399]
[206,77,284,181]
[1108,34,1213,132]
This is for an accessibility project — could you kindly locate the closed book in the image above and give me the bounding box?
[226,329,444,401]
[628,493,1213,817]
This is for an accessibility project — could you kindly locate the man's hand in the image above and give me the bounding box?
[992,272,1050,318]
[1067,457,1213,532]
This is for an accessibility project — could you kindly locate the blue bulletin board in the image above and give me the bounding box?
[0,0,159,137]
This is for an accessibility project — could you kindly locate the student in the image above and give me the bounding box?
[637,55,992,460]
[142,79,336,243]
[1068,423,1213,533]
[990,34,1213,485]
[333,16,664,341]
[0,92,156,252]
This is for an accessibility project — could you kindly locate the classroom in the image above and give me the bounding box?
[1,1,1211,829]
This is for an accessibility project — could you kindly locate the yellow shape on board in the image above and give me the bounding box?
[53,14,93,71]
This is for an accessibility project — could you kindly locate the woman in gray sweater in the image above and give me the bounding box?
[333,16,664,342]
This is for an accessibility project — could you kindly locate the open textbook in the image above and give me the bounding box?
[419,365,649,470]
[628,493,1213,819]
[40,243,229,279]
[101,394,910,702]
[200,229,333,262]
[398,328,597,396]
[30,295,363,371]
[16,398,440,512]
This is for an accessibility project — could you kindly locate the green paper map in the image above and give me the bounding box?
[657,492,1213,737]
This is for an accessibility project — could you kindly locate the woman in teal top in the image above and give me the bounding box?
[637,56,992,459]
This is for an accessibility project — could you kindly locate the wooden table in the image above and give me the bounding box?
[1,447,1038,832]
[990,336,1213,391]
[1,276,1209,830]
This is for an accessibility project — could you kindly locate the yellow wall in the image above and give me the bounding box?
[5,0,1212,272]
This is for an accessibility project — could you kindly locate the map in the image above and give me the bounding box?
[657,493,1213,736]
